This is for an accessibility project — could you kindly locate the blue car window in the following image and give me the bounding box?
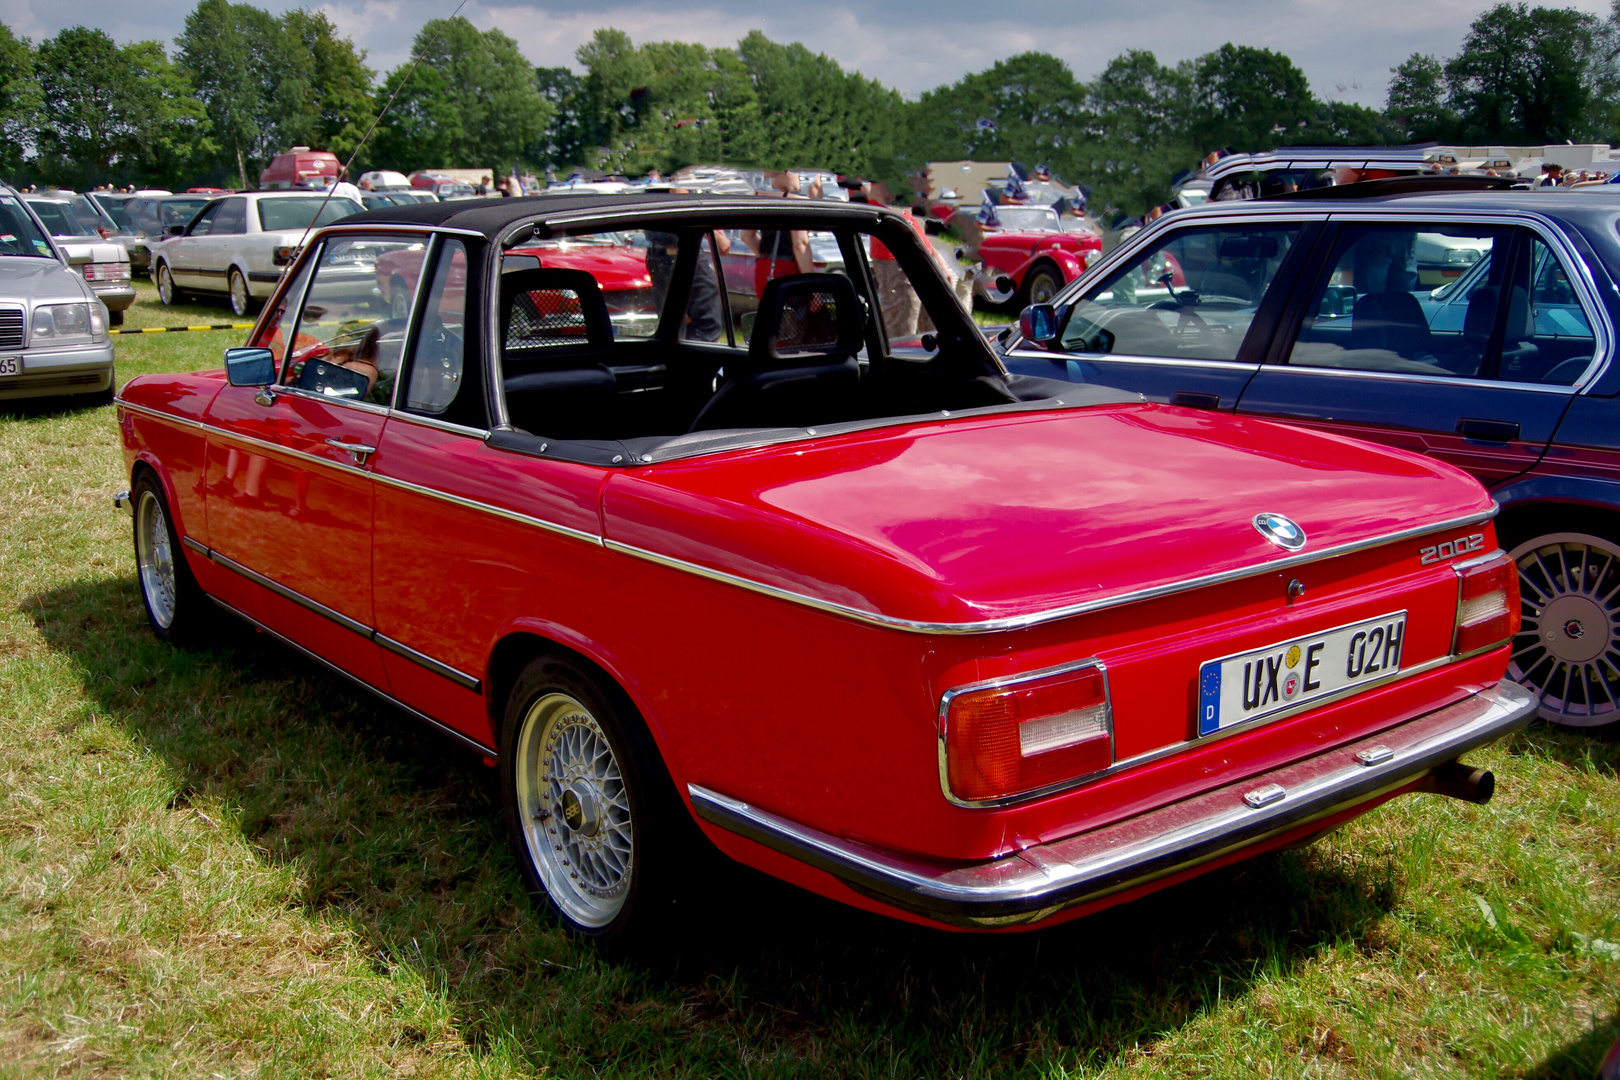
[1058,224,1302,361]
[1287,225,1508,379]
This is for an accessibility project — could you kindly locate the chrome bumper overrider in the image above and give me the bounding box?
[689,680,1536,928]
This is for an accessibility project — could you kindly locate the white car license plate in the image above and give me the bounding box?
[0,356,19,377]
[1198,611,1408,736]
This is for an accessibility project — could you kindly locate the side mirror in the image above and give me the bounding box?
[167,224,186,237]
[1020,303,1060,344]
[224,347,275,387]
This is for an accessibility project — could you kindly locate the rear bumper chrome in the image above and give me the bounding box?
[689,680,1536,928]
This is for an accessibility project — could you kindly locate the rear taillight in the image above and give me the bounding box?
[942,661,1113,804]
[1453,550,1520,655]
[273,246,299,266]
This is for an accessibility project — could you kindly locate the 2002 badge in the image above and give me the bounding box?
[1419,533,1485,565]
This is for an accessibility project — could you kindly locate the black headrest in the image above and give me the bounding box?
[500,266,613,359]
[1351,291,1431,353]
[748,273,864,371]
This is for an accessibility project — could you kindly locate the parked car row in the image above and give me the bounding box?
[0,184,116,402]
[114,191,1535,952]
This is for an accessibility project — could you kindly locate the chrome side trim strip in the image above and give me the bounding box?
[689,680,1536,927]
[374,632,482,692]
[604,506,1498,635]
[207,595,497,759]
[185,537,483,694]
[206,546,373,638]
[117,399,209,432]
[370,470,603,546]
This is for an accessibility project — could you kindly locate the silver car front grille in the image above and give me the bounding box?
[0,307,23,349]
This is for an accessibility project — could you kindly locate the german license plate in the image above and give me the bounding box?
[1198,611,1408,736]
[0,356,19,377]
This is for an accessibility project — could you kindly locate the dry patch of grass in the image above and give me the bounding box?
[0,283,1614,1077]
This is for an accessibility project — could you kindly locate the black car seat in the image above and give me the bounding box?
[499,267,618,439]
[687,273,865,432]
[1458,284,1539,380]
[1349,291,1436,363]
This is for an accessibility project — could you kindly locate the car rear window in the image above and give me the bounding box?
[26,200,97,237]
[160,199,210,227]
[257,197,364,232]
[94,197,134,229]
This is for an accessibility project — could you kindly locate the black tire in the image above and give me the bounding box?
[86,364,115,407]
[499,653,686,947]
[109,308,124,327]
[131,471,210,643]
[155,262,181,306]
[1020,263,1064,307]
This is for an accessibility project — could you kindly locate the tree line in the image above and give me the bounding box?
[1,0,1616,214]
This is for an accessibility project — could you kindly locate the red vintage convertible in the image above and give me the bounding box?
[115,194,1534,944]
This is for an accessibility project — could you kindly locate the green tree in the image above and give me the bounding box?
[1385,53,1456,141]
[1445,3,1597,142]
[373,17,550,172]
[905,52,1088,178]
[530,66,594,169]
[0,23,40,175]
[1071,50,1195,217]
[177,0,294,187]
[31,27,211,189]
[278,10,375,165]
[1186,43,1316,152]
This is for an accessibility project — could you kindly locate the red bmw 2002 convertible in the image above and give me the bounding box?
[115,193,1535,944]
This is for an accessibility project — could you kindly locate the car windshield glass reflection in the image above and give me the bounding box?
[257,197,365,232]
[0,197,55,257]
[160,199,209,227]
[1060,225,1302,361]
[26,200,98,237]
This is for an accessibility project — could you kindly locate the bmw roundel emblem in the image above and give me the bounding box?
[1253,512,1307,552]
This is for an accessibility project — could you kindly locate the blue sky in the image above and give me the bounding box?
[4,0,1612,108]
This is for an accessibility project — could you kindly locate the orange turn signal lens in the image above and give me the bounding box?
[943,662,1113,803]
[1453,550,1520,656]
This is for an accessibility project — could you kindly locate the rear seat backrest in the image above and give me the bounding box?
[499,266,619,438]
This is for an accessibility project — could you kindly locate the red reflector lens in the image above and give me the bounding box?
[1454,550,1520,655]
[944,663,1113,803]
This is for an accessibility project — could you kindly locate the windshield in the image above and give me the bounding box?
[160,199,210,226]
[990,207,1061,231]
[0,197,55,257]
[93,196,134,229]
[257,197,364,232]
[27,200,99,237]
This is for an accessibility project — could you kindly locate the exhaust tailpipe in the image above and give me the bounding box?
[1427,760,1495,805]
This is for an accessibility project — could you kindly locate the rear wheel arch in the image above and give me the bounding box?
[1494,500,1620,550]
[484,630,673,771]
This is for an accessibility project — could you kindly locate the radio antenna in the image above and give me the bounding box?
[294,0,472,247]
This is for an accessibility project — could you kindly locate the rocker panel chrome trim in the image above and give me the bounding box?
[208,595,497,758]
[184,537,482,694]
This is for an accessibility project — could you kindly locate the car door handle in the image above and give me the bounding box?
[1456,418,1520,444]
[324,437,377,465]
[1171,391,1221,409]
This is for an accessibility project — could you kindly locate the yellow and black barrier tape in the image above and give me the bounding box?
[113,322,256,334]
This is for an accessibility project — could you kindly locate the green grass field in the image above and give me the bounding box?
[0,282,1616,1077]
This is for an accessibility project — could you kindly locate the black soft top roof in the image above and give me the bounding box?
[336,192,890,239]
